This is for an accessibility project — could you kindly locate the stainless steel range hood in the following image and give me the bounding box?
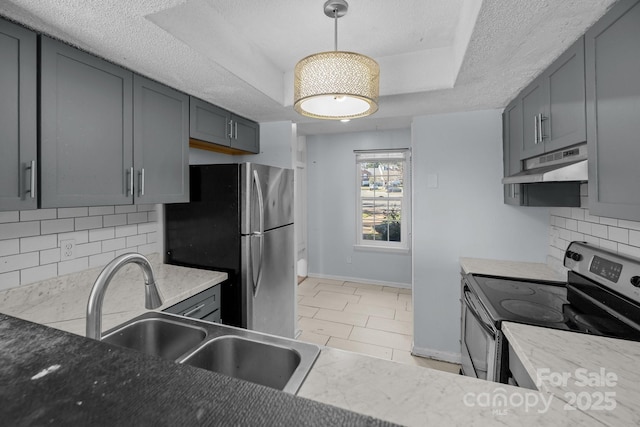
[502,144,588,184]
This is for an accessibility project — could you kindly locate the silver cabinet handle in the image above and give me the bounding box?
[538,114,546,143]
[26,160,36,199]
[127,167,134,196]
[234,121,238,140]
[183,303,206,317]
[139,168,145,197]
[534,115,538,145]
[228,119,234,139]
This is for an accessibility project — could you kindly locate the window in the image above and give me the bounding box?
[355,149,411,250]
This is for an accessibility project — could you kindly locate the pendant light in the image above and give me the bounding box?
[294,0,379,120]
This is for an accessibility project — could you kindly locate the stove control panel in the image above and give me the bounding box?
[565,241,640,304]
[589,255,623,283]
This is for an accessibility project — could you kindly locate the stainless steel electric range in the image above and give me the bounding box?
[460,241,640,384]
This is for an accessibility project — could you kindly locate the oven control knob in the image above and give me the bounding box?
[631,276,640,288]
[571,252,582,261]
[565,250,574,259]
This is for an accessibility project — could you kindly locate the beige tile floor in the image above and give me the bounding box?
[296,277,460,374]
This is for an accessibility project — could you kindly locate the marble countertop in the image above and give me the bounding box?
[503,322,640,426]
[298,347,599,426]
[459,257,565,281]
[0,253,227,336]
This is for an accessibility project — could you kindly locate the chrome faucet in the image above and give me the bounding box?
[86,253,163,339]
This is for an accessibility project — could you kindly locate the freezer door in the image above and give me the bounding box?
[241,224,295,338]
[241,163,294,235]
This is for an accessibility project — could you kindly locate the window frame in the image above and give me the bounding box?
[354,149,411,252]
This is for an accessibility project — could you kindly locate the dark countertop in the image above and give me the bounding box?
[0,314,393,426]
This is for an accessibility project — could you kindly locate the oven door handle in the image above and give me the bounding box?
[463,289,497,338]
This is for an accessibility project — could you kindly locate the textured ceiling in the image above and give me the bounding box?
[0,0,619,135]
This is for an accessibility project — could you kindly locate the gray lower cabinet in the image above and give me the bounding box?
[189,96,260,154]
[163,284,221,322]
[0,19,37,211]
[40,36,133,208]
[503,99,522,205]
[133,75,189,204]
[519,37,586,160]
[586,0,640,221]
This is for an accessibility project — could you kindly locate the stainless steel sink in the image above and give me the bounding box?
[101,312,320,394]
[102,318,207,360]
[180,336,301,392]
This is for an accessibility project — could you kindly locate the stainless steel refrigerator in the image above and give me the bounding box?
[164,163,295,338]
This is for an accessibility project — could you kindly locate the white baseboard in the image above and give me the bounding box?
[411,345,462,364]
[307,272,411,289]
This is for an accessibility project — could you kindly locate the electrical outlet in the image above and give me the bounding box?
[60,239,75,260]
[346,256,352,264]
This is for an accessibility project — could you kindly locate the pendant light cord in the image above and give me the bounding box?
[334,8,338,51]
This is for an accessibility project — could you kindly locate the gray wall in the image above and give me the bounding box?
[306,129,412,286]
[411,109,551,360]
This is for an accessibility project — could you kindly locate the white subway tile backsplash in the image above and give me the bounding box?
[0,221,40,240]
[40,247,61,265]
[126,234,147,248]
[599,217,618,226]
[115,224,138,238]
[127,212,148,224]
[0,252,39,274]
[75,216,103,231]
[137,222,157,234]
[89,227,115,242]
[58,257,89,276]
[41,218,73,235]
[76,242,102,258]
[0,211,19,223]
[57,207,89,218]
[57,230,89,245]
[599,239,618,252]
[89,251,116,268]
[21,264,57,285]
[608,226,629,244]
[577,221,591,235]
[549,207,640,267]
[20,209,56,221]
[102,237,126,252]
[20,235,57,253]
[0,239,19,257]
[103,214,127,227]
[0,204,160,288]
[89,206,115,216]
[618,244,640,259]
[0,271,20,291]
[115,205,137,214]
[591,223,608,239]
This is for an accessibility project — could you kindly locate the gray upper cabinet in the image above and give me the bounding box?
[0,19,37,211]
[231,114,259,153]
[503,99,522,205]
[519,37,586,160]
[520,79,546,159]
[586,0,640,221]
[133,75,189,204]
[544,37,586,153]
[40,36,133,208]
[190,97,230,146]
[189,96,260,154]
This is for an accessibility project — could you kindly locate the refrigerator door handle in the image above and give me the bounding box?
[252,170,265,296]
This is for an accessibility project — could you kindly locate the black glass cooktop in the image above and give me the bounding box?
[468,274,640,341]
